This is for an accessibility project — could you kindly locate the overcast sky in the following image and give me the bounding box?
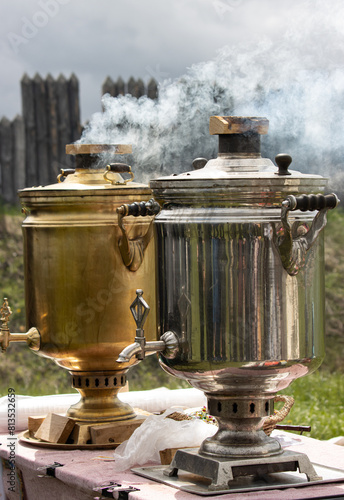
[2,0,342,123]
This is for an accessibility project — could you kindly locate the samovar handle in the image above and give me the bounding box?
[116,199,160,272]
[57,169,76,183]
[0,298,40,353]
[117,290,179,363]
[278,193,339,275]
[104,163,134,185]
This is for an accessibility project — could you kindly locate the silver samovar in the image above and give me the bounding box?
[117,116,339,491]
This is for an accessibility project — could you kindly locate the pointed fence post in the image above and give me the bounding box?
[12,115,26,201]
[56,74,72,168]
[147,78,158,99]
[102,76,116,97]
[21,73,38,187]
[45,74,59,182]
[33,73,50,186]
[0,117,15,204]
[69,73,81,142]
[116,77,125,96]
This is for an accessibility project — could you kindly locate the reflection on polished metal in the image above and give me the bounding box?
[119,116,339,489]
[14,144,157,423]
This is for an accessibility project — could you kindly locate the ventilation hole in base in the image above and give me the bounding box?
[85,378,89,388]
[232,403,238,413]
[114,377,117,386]
[265,402,269,414]
[95,378,99,387]
[217,402,222,413]
[250,403,255,414]
[78,377,81,387]
[105,377,109,387]
[72,378,75,386]
[121,376,124,385]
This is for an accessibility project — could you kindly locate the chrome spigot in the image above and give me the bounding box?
[117,290,179,363]
[0,298,40,353]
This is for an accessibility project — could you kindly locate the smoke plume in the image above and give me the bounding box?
[79,0,344,191]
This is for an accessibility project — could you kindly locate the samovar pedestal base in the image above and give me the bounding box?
[164,448,322,491]
[67,370,136,423]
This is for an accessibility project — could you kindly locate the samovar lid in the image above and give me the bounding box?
[18,144,151,204]
[150,116,327,207]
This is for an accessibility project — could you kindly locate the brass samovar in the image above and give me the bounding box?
[118,117,339,491]
[0,144,158,423]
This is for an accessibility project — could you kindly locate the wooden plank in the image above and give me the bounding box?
[33,73,50,186]
[12,115,26,196]
[0,117,15,204]
[21,73,38,187]
[45,74,59,182]
[34,413,75,444]
[147,78,158,100]
[89,417,146,445]
[102,76,116,97]
[68,73,81,142]
[116,77,125,96]
[28,415,46,437]
[127,77,136,97]
[127,77,145,98]
[69,422,92,445]
[56,74,72,168]
[160,447,194,465]
[136,78,145,98]
[66,144,132,155]
[209,116,269,135]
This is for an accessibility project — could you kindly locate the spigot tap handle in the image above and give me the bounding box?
[130,289,150,337]
[0,298,12,352]
[1,298,12,325]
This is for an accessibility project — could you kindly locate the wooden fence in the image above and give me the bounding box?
[0,73,81,205]
[102,76,158,99]
[0,75,158,205]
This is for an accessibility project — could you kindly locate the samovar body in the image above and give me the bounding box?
[155,205,325,393]
[17,145,157,422]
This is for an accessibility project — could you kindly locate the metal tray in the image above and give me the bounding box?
[132,462,344,496]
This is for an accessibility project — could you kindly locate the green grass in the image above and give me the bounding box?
[282,371,344,440]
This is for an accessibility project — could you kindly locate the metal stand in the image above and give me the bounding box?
[164,448,322,491]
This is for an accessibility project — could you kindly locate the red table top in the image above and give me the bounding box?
[1,431,344,499]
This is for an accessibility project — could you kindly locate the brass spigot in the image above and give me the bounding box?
[117,290,179,363]
[0,298,40,353]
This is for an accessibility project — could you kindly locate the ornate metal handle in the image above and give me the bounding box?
[104,163,134,185]
[117,290,179,363]
[278,193,339,275]
[0,298,40,353]
[116,199,161,272]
